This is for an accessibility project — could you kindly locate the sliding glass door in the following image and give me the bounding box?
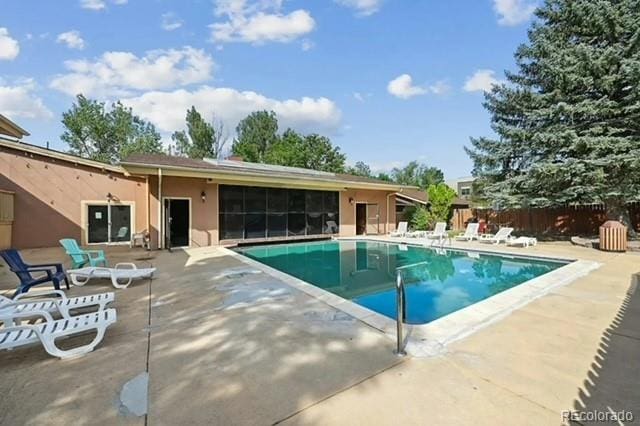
[87,203,132,244]
[219,185,339,241]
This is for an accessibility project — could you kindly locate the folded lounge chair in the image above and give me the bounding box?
[0,308,117,359]
[0,249,69,297]
[0,289,114,326]
[67,263,156,289]
[479,227,514,244]
[506,236,537,247]
[455,223,480,241]
[390,222,408,237]
[60,238,108,269]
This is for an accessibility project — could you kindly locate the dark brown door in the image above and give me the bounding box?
[356,203,367,235]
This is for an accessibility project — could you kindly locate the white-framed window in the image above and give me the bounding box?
[82,201,135,244]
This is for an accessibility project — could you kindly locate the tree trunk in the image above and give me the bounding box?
[605,199,637,238]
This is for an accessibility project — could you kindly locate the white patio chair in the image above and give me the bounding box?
[506,236,537,247]
[455,223,480,241]
[479,227,514,244]
[390,222,408,237]
[0,308,117,359]
[0,289,114,326]
[68,263,156,289]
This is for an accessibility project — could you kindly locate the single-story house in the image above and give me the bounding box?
[395,188,470,224]
[0,135,413,249]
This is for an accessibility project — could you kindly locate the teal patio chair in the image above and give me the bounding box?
[59,238,108,269]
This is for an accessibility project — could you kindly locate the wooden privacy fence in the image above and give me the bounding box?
[0,190,15,249]
[451,203,640,236]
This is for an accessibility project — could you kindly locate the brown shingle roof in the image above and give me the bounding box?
[122,154,410,189]
[396,188,470,207]
[122,154,215,169]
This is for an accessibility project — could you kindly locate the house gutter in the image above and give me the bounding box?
[157,168,162,250]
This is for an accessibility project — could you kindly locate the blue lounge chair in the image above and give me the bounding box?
[59,239,108,269]
[0,249,69,297]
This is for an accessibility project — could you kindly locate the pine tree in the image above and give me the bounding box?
[466,0,640,233]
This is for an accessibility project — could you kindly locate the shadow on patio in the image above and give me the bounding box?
[570,273,640,425]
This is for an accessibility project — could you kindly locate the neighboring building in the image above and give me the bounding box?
[395,188,470,225]
[0,137,410,249]
[446,176,475,199]
[0,114,30,140]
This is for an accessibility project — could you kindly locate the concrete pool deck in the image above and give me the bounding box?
[0,241,638,425]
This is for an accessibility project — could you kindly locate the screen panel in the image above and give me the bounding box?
[219,185,339,240]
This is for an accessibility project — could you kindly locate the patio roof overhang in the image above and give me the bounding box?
[121,162,414,192]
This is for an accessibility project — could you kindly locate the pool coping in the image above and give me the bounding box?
[223,239,601,357]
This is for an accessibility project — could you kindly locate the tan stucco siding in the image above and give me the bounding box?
[339,189,396,237]
[148,175,218,249]
[0,146,147,249]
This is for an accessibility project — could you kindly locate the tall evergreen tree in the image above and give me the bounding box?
[466,0,640,232]
[172,106,227,159]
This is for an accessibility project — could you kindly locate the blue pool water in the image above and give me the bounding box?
[236,240,567,324]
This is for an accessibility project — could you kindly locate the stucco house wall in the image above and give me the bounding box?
[0,145,147,249]
[148,175,219,249]
[339,189,396,236]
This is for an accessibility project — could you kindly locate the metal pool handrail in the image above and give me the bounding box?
[395,270,407,356]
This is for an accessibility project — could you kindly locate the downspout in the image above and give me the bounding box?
[158,168,163,249]
[145,175,150,242]
[387,189,401,234]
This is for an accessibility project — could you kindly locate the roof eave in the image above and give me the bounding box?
[120,161,410,191]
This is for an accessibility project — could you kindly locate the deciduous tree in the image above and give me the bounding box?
[62,95,163,164]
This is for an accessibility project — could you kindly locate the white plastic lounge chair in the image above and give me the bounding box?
[455,223,480,241]
[0,290,114,326]
[406,229,427,238]
[68,263,156,289]
[390,222,408,237]
[426,222,447,238]
[506,236,537,247]
[479,227,514,244]
[0,308,116,359]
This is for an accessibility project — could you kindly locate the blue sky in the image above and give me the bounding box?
[0,0,537,178]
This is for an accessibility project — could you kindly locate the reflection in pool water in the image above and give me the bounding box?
[237,240,566,324]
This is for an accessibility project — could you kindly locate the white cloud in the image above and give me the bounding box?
[301,39,314,51]
[0,79,53,119]
[428,80,451,95]
[0,28,20,61]
[122,86,341,136]
[493,0,537,26]
[50,47,215,97]
[56,31,86,50]
[388,74,432,99]
[388,75,450,99]
[210,0,315,44]
[463,69,502,92]
[161,12,183,31]
[80,0,127,11]
[353,92,365,102]
[335,0,383,16]
[80,0,105,10]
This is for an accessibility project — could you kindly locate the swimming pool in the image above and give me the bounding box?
[235,240,568,325]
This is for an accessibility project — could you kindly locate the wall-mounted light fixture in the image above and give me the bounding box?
[107,192,113,202]
[201,191,206,203]
[349,197,355,205]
